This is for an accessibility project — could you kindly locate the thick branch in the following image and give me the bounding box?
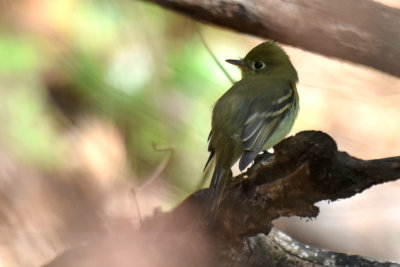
[207,131,400,237]
[142,0,400,78]
[45,131,400,267]
[156,131,400,265]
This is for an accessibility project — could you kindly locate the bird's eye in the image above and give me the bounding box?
[253,61,265,70]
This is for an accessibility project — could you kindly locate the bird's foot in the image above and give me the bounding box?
[254,150,274,166]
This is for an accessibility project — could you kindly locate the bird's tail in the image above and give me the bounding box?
[208,165,229,224]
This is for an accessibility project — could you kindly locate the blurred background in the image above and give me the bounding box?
[0,0,399,266]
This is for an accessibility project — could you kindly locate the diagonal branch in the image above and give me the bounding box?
[183,131,400,237]
[142,0,400,78]
[44,131,400,267]
[165,130,400,265]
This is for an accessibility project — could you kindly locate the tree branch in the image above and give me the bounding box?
[237,228,397,267]
[142,0,400,78]
[44,131,400,267]
[146,131,400,266]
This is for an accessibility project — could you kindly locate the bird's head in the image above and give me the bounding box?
[226,41,297,80]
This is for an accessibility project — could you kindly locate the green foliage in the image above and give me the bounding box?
[0,0,238,201]
[0,33,40,73]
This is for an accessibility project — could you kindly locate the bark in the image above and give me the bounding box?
[44,131,400,267]
[142,0,400,78]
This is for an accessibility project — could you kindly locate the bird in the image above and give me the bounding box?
[205,41,299,223]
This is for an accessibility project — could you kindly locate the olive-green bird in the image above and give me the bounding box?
[205,41,299,222]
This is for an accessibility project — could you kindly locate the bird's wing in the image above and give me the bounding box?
[239,83,295,171]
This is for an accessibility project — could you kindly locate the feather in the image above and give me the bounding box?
[208,166,229,224]
[239,84,295,170]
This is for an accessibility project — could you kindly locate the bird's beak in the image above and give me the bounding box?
[225,59,245,67]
